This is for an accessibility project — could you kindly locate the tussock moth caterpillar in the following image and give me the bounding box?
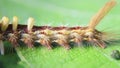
[0,0,117,55]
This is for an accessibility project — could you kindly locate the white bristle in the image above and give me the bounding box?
[27,17,34,32]
[12,16,18,31]
[0,40,4,55]
[1,16,9,31]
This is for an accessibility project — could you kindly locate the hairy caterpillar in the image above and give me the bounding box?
[0,0,117,55]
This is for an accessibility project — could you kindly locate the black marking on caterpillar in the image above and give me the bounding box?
[0,0,117,55]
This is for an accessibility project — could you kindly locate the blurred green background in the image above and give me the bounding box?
[0,0,120,68]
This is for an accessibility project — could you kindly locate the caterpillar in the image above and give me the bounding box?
[0,0,117,55]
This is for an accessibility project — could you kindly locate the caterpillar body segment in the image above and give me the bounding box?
[0,0,117,55]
